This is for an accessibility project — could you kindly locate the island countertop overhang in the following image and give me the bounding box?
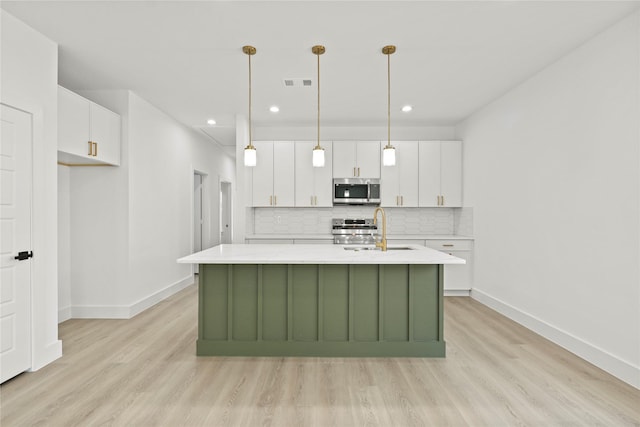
[178,244,466,265]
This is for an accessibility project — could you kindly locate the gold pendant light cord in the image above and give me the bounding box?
[248,52,253,148]
[317,49,320,149]
[243,45,256,150]
[387,51,391,148]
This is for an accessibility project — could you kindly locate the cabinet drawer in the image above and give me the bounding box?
[424,240,473,251]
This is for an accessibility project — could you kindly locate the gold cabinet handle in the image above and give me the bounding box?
[357,167,360,177]
[314,196,317,205]
[441,195,444,206]
[396,195,399,206]
[93,142,98,157]
[88,141,93,156]
[353,167,356,177]
[274,195,277,205]
[270,195,273,206]
[401,195,404,206]
[443,244,454,247]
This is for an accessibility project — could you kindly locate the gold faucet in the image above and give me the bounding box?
[373,207,387,251]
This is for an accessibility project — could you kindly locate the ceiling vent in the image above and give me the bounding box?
[283,78,313,87]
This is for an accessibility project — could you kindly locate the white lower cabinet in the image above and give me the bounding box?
[245,239,294,244]
[424,239,473,294]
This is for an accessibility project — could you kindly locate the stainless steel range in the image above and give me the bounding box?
[332,218,378,245]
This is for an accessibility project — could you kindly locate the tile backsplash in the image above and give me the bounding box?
[250,207,473,236]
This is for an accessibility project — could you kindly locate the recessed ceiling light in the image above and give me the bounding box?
[207,119,216,125]
[401,105,413,113]
[270,105,280,113]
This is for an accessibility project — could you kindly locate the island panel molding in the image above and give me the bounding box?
[197,263,445,357]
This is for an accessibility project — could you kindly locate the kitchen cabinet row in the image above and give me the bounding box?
[57,86,121,166]
[249,140,462,208]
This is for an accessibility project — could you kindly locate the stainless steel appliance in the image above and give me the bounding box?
[333,178,381,206]
[332,218,378,245]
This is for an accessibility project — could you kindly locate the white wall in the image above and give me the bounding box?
[456,12,640,388]
[1,11,62,369]
[60,90,235,318]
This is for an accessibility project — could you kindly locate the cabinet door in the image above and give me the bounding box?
[418,141,441,207]
[332,141,357,178]
[58,86,90,159]
[252,141,274,207]
[396,142,419,206]
[90,103,121,166]
[443,251,472,291]
[440,141,462,207]
[295,142,315,206]
[273,141,295,207]
[313,141,333,207]
[356,141,380,178]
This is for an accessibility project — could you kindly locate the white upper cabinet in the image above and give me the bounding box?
[294,141,333,207]
[333,141,381,178]
[252,141,295,207]
[380,141,419,207]
[418,141,462,207]
[58,86,121,166]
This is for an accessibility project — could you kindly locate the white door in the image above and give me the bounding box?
[220,181,232,244]
[440,141,462,207]
[1,104,32,383]
[294,142,315,206]
[272,141,295,207]
[251,141,274,207]
[332,141,357,178]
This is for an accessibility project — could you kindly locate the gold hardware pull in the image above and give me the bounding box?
[401,195,404,206]
[274,195,277,205]
[93,142,98,157]
[88,141,93,155]
[443,244,454,247]
[353,167,356,177]
[357,167,360,177]
[314,196,317,205]
[396,195,399,206]
[441,195,445,206]
[270,195,273,205]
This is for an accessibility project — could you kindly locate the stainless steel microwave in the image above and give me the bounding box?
[333,178,381,205]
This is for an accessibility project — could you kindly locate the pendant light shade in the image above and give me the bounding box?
[382,45,396,166]
[312,45,326,168]
[243,45,257,167]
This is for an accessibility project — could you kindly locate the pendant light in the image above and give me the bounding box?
[243,45,257,167]
[311,45,326,167]
[382,45,396,166]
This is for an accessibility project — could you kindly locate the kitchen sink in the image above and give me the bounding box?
[343,246,414,251]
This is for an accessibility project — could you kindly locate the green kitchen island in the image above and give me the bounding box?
[178,244,464,357]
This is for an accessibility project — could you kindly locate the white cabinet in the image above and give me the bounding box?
[58,86,121,166]
[333,141,381,178]
[425,239,473,293]
[418,141,462,207]
[252,141,295,207]
[380,142,419,207]
[295,141,333,207]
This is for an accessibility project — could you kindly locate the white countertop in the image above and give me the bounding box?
[178,244,466,265]
[245,234,473,240]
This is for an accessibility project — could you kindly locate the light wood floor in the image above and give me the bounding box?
[2,283,639,426]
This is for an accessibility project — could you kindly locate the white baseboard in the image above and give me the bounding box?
[58,306,72,323]
[129,275,193,318]
[471,288,640,390]
[70,275,195,320]
[444,289,470,297]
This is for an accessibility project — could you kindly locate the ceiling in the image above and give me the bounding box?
[2,1,639,149]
